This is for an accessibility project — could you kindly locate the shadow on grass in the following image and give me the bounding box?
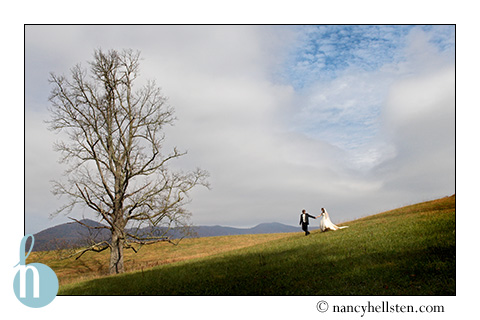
[60,233,455,296]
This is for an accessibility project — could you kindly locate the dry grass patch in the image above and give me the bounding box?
[28,232,293,286]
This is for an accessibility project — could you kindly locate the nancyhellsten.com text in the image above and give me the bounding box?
[317,300,445,317]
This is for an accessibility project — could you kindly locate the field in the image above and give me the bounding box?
[28,195,455,295]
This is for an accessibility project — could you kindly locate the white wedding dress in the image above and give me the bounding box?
[319,209,348,232]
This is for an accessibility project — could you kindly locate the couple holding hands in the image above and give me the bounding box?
[299,208,348,235]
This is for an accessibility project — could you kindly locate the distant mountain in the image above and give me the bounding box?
[31,219,110,252]
[31,220,299,252]
[250,222,300,234]
[193,222,298,237]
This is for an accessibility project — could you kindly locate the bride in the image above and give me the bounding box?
[318,208,348,232]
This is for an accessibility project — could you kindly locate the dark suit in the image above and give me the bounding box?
[299,212,316,235]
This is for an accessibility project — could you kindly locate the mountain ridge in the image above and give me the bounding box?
[31,219,299,251]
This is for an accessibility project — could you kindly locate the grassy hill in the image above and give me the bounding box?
[31,195,455,295]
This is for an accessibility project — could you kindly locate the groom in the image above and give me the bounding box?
[299,209,317,236]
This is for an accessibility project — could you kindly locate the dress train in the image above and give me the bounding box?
[319,209,348,232]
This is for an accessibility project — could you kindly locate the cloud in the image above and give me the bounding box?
[24,25,455,234]
[378,64,455,197]
[384,66,455,127]
[25,109,74,232]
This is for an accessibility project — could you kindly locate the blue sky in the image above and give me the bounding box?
[280,25,455,169]
[23,25,455,234]
[283,25,454,88]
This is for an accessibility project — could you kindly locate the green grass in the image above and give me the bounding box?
[57,195,455,295]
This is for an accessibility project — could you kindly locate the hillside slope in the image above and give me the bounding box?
[57,195,455,295]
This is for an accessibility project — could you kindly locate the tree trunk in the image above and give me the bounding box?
[109,227,125,274]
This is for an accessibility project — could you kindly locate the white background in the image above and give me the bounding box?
[1,1,476,319]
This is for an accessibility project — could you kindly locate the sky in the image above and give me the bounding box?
[24,25,455,234]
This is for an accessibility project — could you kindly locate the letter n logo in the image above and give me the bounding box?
[18,264,40,298]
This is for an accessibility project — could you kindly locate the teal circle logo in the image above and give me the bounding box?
[13,235,58,308]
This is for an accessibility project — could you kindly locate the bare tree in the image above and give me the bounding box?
[48,49,209,274]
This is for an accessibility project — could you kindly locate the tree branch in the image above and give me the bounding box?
[68,217,110,230]
[60,241,111,260]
